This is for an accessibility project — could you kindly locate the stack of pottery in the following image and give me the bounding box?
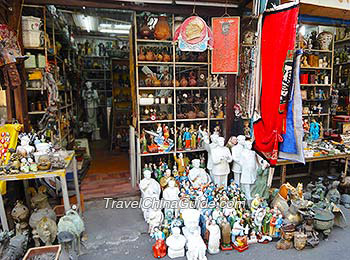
[22,16,43,48]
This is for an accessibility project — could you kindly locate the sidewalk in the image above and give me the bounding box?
[79,199,350,260]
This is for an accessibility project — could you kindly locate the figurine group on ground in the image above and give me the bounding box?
[140,131,348,259]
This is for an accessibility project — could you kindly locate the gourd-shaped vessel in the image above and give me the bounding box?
[154,16,171,40]
[180,76,188,87]
[140,15,152,39]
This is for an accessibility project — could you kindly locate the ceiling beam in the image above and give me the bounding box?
[25,0,240,16]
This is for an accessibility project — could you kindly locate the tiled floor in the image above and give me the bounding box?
[81,140,139,200]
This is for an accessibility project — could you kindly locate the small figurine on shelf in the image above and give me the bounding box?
[173,153,189,175]
[140,129,147,154]
[219,76,226,88]
[183,127,191,150]
[191,131,197,150]
[163,125,169,141]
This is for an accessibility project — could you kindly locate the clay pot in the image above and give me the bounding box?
[145,74,153,87]
[154,16,171,40]
[180,76,188,87]
[189,72,197,87]
[140,16,152,39]
[153,77,161,87]
[162,76,171,87]
[175,79,180,87]
[138,48,146,61]
[162,53,171,62]
[146,50,155,61]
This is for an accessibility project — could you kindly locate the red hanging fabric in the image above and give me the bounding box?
[253,4,299,165]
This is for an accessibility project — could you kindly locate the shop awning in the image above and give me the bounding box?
[283,0,350,20]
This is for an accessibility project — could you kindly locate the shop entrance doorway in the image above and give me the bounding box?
[57,7,136,199]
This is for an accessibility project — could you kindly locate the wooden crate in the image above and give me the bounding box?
[23,245,61,260]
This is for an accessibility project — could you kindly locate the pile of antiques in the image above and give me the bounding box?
[139,131,348,259]
[0,132,71,175]
[0,189,84,260]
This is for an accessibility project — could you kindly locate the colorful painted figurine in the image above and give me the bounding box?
[183,127,191,150]
[152,227,167,258]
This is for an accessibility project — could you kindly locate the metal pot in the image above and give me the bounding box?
[313,209,334,236]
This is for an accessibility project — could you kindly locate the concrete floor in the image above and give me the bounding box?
[79,199,350,260]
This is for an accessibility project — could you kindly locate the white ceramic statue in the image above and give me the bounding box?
[148,208,164,235]
[17,135,35,156]
[207,220,220,254]
[231,135,246,185]
[166,227,186,259]
[211,137,232,187]
[186,229,207,260]
[203,133,219,175]
[139,170,161,221]
[163,179,180,218]
[181,209,201,240]
[188,159,210,188]
[240,141,258,201]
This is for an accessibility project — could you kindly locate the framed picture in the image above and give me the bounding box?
[211,17,240,74]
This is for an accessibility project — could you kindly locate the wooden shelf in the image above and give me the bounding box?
[303,49,332,53]
[302,113,328,117]
[24,47,45,50]
[139,87,174,90]
[176,87,208,90]
[300,84,331,87]
[335,38,350,44]
[137,39,173,43]
[176,118,208,122]
[334,62,350,66]
[300,67,332,70]
[140,151,174,157]
[140,119,174,124]
[27,88,46,91]
[28,111,46,115]
[137,61,173,66]
[176,62,209,66]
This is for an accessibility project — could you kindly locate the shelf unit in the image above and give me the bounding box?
[299,25,335,130]
[333,37,350,115]
[110,58,131,152]
[133,12,227,176]
[23,4,75,146]
[82,56,112,108]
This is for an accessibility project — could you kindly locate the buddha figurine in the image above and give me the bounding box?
[166,227,186,259]
[160,169,175,189]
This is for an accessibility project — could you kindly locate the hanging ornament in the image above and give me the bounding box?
[174,16,213,52]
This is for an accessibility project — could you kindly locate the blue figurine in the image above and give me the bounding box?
[309,119,320,140]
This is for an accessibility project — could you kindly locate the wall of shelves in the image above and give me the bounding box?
[23,4,75,146]
[299,24,335,130]
[133,12,228,178]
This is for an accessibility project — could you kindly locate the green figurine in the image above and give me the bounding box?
[251,164,270,200]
